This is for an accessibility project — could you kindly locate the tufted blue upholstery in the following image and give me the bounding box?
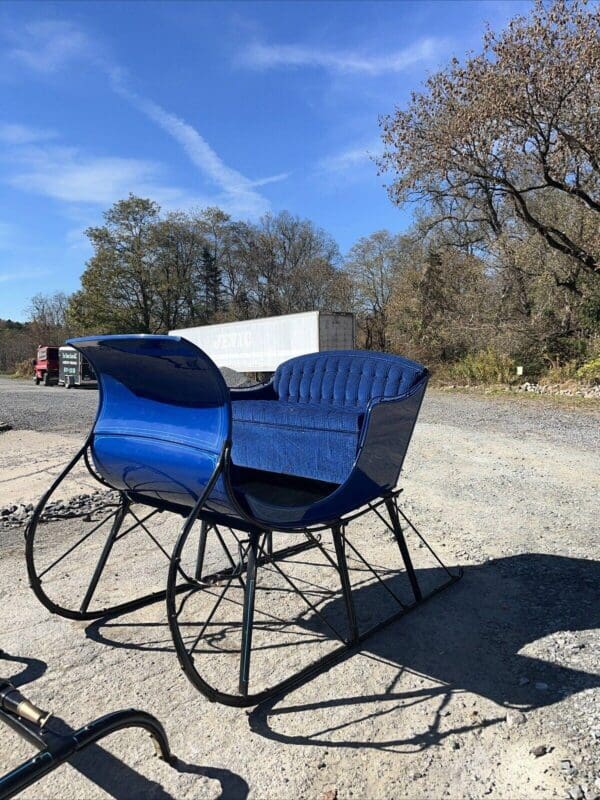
[231,350,427,484]
[232,399,363,432]
[273,351,426,410]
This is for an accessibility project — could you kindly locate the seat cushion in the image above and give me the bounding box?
[231,400,361,484]
[232,400,363,432]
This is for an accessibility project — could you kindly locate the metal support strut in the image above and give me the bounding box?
[166,491,462,706]
[386,497,422,602]
[194,521,209,581]
[80,498,130,614]
[238,532,260,696]
[332,525,359,644]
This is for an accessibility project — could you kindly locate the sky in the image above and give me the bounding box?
[0,0,531,320]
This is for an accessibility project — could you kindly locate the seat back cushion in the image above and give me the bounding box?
[273,350,426,410]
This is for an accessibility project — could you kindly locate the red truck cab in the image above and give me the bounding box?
[33,345,59,386]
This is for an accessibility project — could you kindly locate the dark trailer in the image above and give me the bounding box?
[58,346,97,388]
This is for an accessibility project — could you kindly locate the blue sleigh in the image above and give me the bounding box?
[26,335,461,705]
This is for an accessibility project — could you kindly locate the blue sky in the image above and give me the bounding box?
[0,0,530,320]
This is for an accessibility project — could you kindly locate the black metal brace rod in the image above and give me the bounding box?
[194,521,209,580]
[394,499,456,577]
[186,574,237,658]
[385,498,422,602]
[331,526,359,644]
[238,532,261,695]
[264,549,347,643]
[36,509,119,580]
[0,707,173,800]
[340,531,408,611]
[79,500,131,614]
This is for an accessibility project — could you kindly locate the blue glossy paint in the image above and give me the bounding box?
[69,335,231,506]
[69,334,428,531]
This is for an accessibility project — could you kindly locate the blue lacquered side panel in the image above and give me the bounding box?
[92,435,221,507]
[68,335,232,505]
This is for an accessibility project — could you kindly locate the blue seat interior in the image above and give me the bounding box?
[231,351,427,484]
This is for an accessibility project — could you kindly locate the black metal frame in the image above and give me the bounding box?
[166,491,462,706]
[0,676,172,800]
[25,445,462,707]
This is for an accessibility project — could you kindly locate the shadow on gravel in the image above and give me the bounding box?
[85,553,599,754]
[0,650,47,687]
[0,651,249,800]
[248,552,600,751]
[37,729,249,800]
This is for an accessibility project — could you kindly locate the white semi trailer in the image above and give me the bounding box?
[171,311,355,373]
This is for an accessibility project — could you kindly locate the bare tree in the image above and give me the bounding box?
[233,211,345,316]
[345,231,406,349]
[26,292,70,333]
[379,0,600,278]
[26,291,73,359]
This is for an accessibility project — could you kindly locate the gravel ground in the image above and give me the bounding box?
[0,376,99,433]
[1,375,599,447]
[0,369,253,434]
[0,376,598,800]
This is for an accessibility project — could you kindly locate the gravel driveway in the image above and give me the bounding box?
[0,376,598,800]
[1,375,599,447]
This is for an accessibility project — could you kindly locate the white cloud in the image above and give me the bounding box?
[240,38,443,75]
[317,140,382,176]
[111,80,285,217]
[8,145,162,205]
[247,171,291,188]
[8,20,94,73]
[5,141,222,215]
[3,136,268,221]
[7,20,286,219]
[0,123,56,145]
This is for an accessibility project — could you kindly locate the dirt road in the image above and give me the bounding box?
[0,377,598,799]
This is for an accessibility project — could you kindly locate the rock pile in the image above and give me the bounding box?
[519,382,600,399]
[439,382,600,399]
[0,489,121,529]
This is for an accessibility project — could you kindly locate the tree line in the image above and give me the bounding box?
[69,200,351,333]
[1,0,598,382]
[378,0,600,380]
